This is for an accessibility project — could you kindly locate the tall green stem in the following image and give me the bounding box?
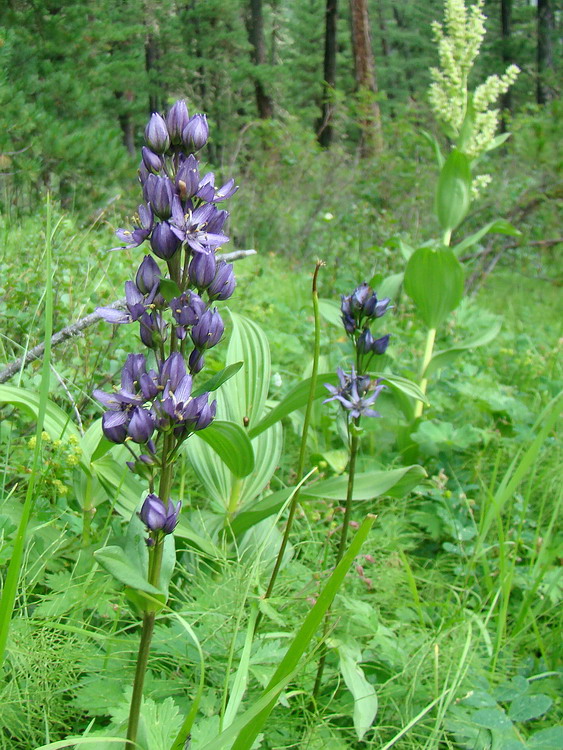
[126,435,173,748]
[413,327,436,419]
[312,418,360,700]
[256,262,323,632]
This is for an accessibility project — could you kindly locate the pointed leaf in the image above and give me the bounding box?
[300,466,426,502]
[435,149,472,232]
[424,320,502,376]
[192,362,243,398]
[453,219,521,257]
[194,420,254,478]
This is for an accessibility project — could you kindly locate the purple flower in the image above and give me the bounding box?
[324,368,385,420]
[189,251,216,291]
[175,154,200,200]
[150,220,181,260]
[145,113,170,154]
[207,260,236,301]
[139,311,167,349]
[166,100,190,145]
[110,204,154,252]
[197,172,239,203]
[135,255,162,296]
[139,493,181,534]
[182,114,208,152]
[170,198,229,254]
[127,406,156,443]
[144,174,176,220]
[141,146,163,175]
[357,329,391,356]
[191,308,224,350]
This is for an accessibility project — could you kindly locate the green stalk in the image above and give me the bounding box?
[256,261,323,631]
[0,196,54,669]
[126,435,174,747]
[413,327,436,419]
[311,416,360,700]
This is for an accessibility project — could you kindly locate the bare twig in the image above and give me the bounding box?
[0,249,256,384]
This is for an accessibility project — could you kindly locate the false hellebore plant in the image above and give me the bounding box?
[93,100,237,749]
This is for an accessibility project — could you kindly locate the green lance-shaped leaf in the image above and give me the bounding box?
[318,298,342,328]
[196,515,375,750]
[94,546,163,596]
[191,361,243,398]
[194,419,254,478]
[424,320,502,377]
[404,246,464,328]
[435,148,472,233]
[452,219,521,257]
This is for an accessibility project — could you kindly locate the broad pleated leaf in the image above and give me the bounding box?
[404,246,464,328]
[301,466,426,502]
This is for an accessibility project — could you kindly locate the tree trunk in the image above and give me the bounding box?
[537,0,555,104]
[500,0,512,127]
[247,0,274,119]
[145,30,161,115]
[317,0,338,148]
[349,0,383,156]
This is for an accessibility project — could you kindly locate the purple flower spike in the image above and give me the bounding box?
[182,113,208,152]
[145,113,170,154]
[166,100,190,145]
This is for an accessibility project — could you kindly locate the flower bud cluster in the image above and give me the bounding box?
[94,101,239,538]
[340,282,391,368]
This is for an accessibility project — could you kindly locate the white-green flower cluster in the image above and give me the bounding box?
[429,0,519,165]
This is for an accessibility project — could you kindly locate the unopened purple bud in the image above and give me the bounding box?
[207,260,235,301]
[166,100,190,145]
[140,311,167,349]
[160,351,187,390]
[150,221,181,260]
[127,407,155,443]
[191,308,224,350]
[135,255,162,295]
[139,493,167,531]
[182,114,209,152]
[351,283,371,311]
[145,175,175,220]
[162,499,182,534]
[188,348,205,374]
[371,333,390,355]
[145,113,170,154]
[176,154,200,199]
[142,146,163,174]
[102,410,128,444]
[357,328,375,355]
[364,294,391,319]
[189,251,216,291]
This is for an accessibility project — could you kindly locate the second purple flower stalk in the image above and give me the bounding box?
[93,100,238,750]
